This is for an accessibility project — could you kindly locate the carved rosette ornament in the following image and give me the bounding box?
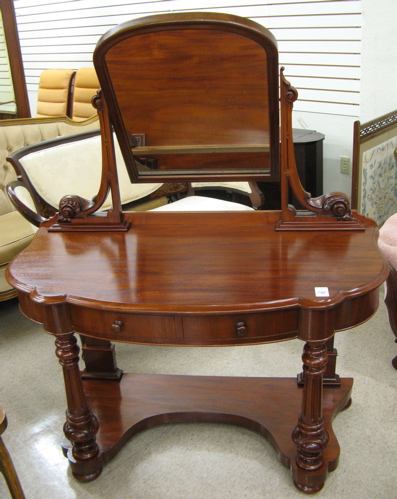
[285,79,298,104]
[322,193,352,220]
[59,195,94,223]
[308,192,353,221]
[92,89,104,111]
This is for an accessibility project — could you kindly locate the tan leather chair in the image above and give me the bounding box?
[36,69,75,118]
[71,68,99,121]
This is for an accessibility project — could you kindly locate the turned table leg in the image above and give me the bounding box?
[292,309,335,493]
[292,340,329,493]
[41,300,103,481]
[297,336,340,386]
[80,335,123,380]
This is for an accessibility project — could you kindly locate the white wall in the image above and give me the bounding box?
[292,111,356,195]
[360,0,397,123]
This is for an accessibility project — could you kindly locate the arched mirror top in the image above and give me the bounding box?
[93,12,280,183]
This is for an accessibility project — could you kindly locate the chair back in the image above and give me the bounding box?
[71,68,99,121]
[36,69,75,117]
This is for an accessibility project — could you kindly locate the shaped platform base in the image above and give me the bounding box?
[65,374,353,493]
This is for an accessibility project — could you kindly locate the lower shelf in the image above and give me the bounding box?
[66,374,353,492]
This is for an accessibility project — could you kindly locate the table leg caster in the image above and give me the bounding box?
[293,481,325,494]
[68,451,103,482]
[292,465,327,494]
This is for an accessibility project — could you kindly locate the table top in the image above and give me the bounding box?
[7,211,388,316]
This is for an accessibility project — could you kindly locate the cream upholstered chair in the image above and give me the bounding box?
[36,69,75,118]
[71,68,99,121]
[7,130,165,227]
[0,116,99,301]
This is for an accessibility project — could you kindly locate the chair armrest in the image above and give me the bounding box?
[7,129,163,214]
[7,181,49,227]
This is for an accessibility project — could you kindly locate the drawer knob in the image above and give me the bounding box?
[235,321,247,338]
[111,320,124,334]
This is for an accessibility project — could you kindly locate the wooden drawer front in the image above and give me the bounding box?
[71,308,176,343]
[182,310,298,344]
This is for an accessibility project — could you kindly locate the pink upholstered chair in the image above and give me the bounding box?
[378,213,397,369]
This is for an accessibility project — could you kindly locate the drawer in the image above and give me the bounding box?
[70,307,176,344]
[182,309,298,345]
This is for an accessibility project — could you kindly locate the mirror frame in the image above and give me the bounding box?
[93,12,279,184]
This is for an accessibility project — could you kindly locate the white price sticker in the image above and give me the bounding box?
[315,287,329,297]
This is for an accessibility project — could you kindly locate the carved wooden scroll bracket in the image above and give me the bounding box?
[45,90,130,232]
[276,69,364,231]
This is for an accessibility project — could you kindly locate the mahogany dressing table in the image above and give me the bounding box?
[6,13,388,494]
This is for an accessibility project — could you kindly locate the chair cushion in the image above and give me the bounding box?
[0,211,35,265]
[378,213,397,268]
[191,181,252,194]
[153,196,254,211]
